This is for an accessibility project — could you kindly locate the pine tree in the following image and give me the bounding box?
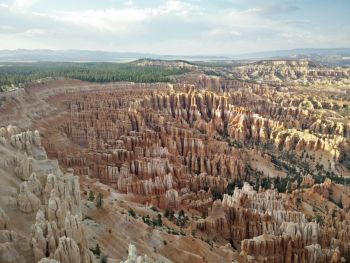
[156,214,162,226]
[96,193,103,208]
[95,243,101,256]
[164,208,170,218]
[286,181,292,193]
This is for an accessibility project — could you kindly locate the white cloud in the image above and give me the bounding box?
[163,0,199,16]
[0,25,14,31]
[12,0,38,9]
[0,0,348,54]
[47,0,200,34]
[0,2,9,8]
[51,8,151,33]
[17,28,45,37]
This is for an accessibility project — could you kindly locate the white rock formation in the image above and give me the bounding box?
[54,237,81,263]
[38,258,60,263]
[120,243,148,263]
[17,182,41,213]
[0,208,9,230]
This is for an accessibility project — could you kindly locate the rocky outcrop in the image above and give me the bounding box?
[17,182,41,213]
[230,60,350,86]
[0,126,93,263]
[14,155,34,180]
[53,237,81,263]
[31,172,93,263]
[0,208,9,230]
[120,243,148,263]
[0,230,31,263]
[27,173,42,195]
[240,234,340,263]
[301,174,315,188]
[196,182,347,263]
[197,200,230,238]
[165,189,180,210]
[0,242,26,263]
[38,259,60,263]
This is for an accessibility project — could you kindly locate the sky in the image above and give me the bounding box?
[0,0,349,55]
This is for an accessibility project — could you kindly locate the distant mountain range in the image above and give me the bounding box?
[0,49,229,62]
[234,48,350,59]
[234,48,350,66]
[0,48,349,65]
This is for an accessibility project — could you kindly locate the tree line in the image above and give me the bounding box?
[0,62,190,90]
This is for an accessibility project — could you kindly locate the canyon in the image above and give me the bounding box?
[0,60,349,262]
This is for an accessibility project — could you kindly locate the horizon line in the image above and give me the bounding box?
[0,47,349,58]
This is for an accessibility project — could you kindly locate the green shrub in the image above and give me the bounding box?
[96,193,103,208]
[128,209,137,218]
[100,256,108,263]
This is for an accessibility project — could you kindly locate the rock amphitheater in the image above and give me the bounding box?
[0,62,350,263]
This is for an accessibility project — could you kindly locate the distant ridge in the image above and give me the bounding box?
[233,48,350,65]
[0,49,229,62]
[0,48,349,65]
